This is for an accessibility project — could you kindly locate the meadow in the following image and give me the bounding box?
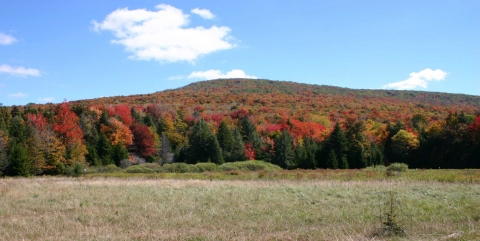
[0,171,479,240]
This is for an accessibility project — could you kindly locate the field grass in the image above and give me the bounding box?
[0,176,479,240]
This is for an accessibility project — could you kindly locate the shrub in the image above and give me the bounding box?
[217,164,240,172]
[95,164,121,173]
[124,165,153,173]
[195,163,218,172]
[119,159,132,169]
[387,163,408,172]
[73,163,84,177]
[386,163,408,176]
[218,161,281,172]
[364,165,386,172]
[162,163,191,173]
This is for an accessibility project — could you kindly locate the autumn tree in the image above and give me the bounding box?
[53,101,87,165]
[54,101,84,146]
[115,104,133,126]
[131,123,156,159]
[100,117,133,147]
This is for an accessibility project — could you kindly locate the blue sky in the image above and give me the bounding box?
[1,0,479,106]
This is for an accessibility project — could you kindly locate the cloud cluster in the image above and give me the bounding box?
[0,64,41,77]
[38,97,55,103]
[0,33,17,45]
[8,92,27,99]
[93,4,234,63]
[191,8,215,19]
[188,69,257,80]
[383,68,447,90]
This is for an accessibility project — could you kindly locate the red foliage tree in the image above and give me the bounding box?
[244,143,255,160]
[26,113,48,131]
[53,101,84,145]
[115,104,133,126]
[131,123,156,158]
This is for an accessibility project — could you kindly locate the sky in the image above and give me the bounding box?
[0,0,479,106]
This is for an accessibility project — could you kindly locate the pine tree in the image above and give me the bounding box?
[231,127,246,162]
[187,119,223,164]
[0,133,8,175]
[274,130,295,169]
[8,140,32,176]
[111,143,129,166]
[324,123,348,169]
[297,137,317,169]
[97,133,113,165]
[326,148,338,169]
[216,121,235,162]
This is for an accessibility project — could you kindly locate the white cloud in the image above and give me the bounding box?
[38,97,55,103]
[92,4,234,63]
[188,69,257,80]
[8,92,27,99]
[0,33,17,45]
[0,64,41,77]
[383,68,447,90]
[167,75,185,80]
[191,8,215,19]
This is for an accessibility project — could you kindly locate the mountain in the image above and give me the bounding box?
[69,79,480,123]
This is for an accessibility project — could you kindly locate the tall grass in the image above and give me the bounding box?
[0,177,478,240]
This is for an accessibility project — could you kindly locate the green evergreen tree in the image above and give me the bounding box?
[8,140,32,176]
[326,148,338,169]
[231,127,246,162]
[274,130,295,169]
[345,119,367,168]
[324,123,348,169]
[297,137,317,169]
[97,133,113,165]
[86,143,101,166]
[187,119,223,164]
[9,116,28,143]
[111,143,129,166]
[0,106,11,132]
[216,121,235,162]
[0,134,8,175]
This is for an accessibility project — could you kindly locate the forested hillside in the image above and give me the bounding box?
[1,79,479,176]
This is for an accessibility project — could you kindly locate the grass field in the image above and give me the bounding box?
[0,175,479,240]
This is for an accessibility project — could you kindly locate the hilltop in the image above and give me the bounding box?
[69,79,480,123]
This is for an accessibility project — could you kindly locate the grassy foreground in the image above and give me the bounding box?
[0,177,479,240]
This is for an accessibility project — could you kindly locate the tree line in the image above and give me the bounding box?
[0,101,479,176]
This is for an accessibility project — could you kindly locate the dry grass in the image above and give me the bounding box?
[0,177,479,240]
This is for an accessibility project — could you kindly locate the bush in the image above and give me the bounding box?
[94,164,121,173]
[195,163,218,172]
[217,164,240,172]
[119,159,132,169]
[124,165,154,173]
[387,163,408,172]
[364,165,387,172]
[73,163,84,177]
[386,163,408,176]
[218,161,281,172]
[162,163,191,173]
